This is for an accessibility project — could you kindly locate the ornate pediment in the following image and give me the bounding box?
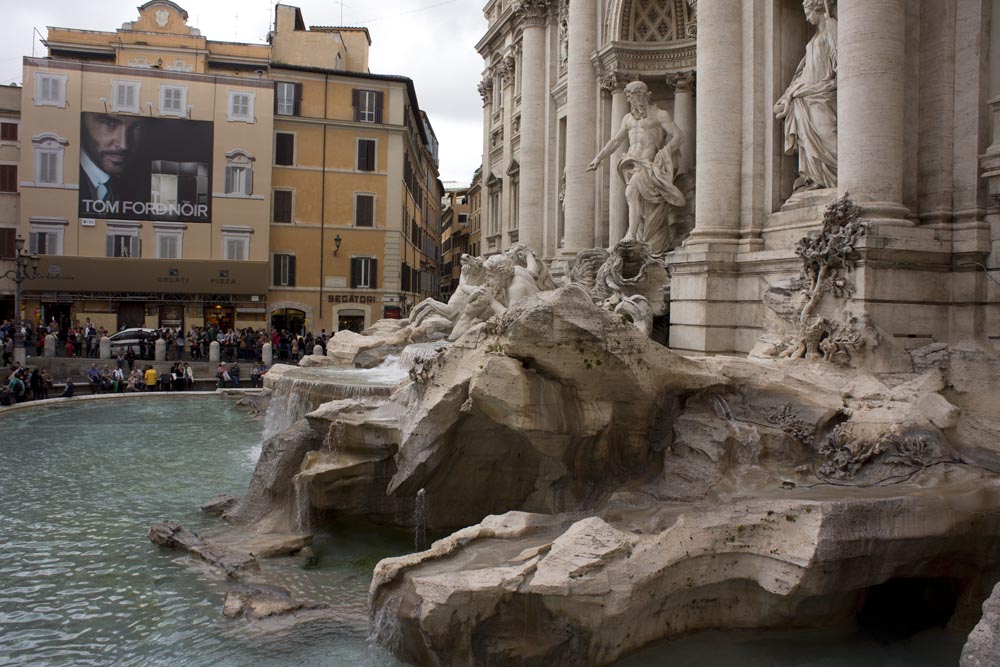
[123,1,202,36]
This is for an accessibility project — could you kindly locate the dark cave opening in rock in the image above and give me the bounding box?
[856,577,963,642]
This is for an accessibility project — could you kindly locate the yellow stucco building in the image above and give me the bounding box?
[14,0,441,336]
[267,6,442,333]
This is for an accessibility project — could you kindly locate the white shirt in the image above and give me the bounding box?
[80,151,111,201]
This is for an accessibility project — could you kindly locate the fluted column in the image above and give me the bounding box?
[477,71,494,239]
[686,2,742,246]
[563,0,598,253]
[666,71,696,174]
[838,0,908,223]
[601,73,628,247]
[514,0,549,255]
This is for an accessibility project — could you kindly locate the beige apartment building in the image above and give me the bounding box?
[0,84,21,322]
[266,6,443,333]
[12,0,442,336]
[439,182,472,301]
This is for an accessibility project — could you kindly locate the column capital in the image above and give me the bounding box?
[599,71,629,94]
[497,54,516,88]
[512,0,550,28]
[477,75,494,106]
[665,70,696,94]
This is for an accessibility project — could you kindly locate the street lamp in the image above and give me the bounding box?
[2,236,42,366]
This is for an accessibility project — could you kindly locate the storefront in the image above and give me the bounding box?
[25,256,269,334]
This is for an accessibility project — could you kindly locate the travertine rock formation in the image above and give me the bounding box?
[237,284,1000,665]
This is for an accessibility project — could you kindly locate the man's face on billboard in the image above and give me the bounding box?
[82,114,144,177]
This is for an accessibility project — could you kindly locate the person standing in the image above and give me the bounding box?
[230,362,240,388]
[183,362,194,390]
[144,365,158,392]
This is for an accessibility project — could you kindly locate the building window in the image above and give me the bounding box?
[154,227,183,259]
[227,91,255,123]
[111,80,141,113]
[222,228,252,260]
[159,84,187,117]
[488,189,501,236]
[357,139,376,171]
[32,133,68,186]
[34,73,67,108]
[272,253,296,287]
[275,82,301,116]
[275,132,294,166]
[355,193,375,227]
[0,165,15,193]
[224,150,255,196]
[352,89,383,123]
[273,190,293,223]
[28,220,67,255]
[510,177,519,231]
[106,225,141,258]
[0,122,17,142]
[458,213,468,225]
[0,228,15,258]
[350,257,377,289]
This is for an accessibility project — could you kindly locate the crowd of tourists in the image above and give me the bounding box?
[1,318,328,406]
[1,318,331,366]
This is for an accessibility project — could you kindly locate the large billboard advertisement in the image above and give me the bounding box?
[79,112,213,223]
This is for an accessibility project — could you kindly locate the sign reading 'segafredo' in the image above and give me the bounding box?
[78,112,213,223]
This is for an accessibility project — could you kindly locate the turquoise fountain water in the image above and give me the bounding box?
[0,397,408,667]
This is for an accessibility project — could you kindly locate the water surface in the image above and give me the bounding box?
[0,397,407,667]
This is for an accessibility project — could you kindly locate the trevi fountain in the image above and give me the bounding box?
[6,0,1000,665]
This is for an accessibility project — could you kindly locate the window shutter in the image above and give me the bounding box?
[294,83,303,116]
[224,166,234,194]
[273,256,281,286]
[245,167,253,195]
[288,255,296,286]
[374,91,384,124]
[366,140,375,171]
[350,257,360,288]
[370,258,378,289]
[352,89,360,121]
[106,235,114,257]
[273,82,279,113]
[131,237,141,258]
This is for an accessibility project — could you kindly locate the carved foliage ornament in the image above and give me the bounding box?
[665,70,695,94]
[513,0,550,26]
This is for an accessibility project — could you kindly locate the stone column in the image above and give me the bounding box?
[44,334,57,358]
[514,1,550,255]
[262,342,273,367]
[666,71,696,174]
[685,2,742,246]
[838,0,908,223]
[313,344,324,357]
[154,338,167,362]
[601,73,629,247]
[209,340,220,363]
[562,0,598,253]
[99,336,111,360]
[477,72,494,250]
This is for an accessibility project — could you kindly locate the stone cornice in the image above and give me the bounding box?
[593,40,697,79]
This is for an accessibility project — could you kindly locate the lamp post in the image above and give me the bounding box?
[2,236,42,366]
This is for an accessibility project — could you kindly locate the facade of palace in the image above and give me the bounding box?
[1,1,441,336]
[478,0,1000,356]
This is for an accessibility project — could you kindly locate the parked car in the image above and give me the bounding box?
[108,328,160,352]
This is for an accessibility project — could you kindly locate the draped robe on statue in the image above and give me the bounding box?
[778,26,838,190]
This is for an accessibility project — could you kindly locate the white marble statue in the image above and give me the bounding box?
[410,246,555,342]
[587,80,685,253]
[773,0,838,193]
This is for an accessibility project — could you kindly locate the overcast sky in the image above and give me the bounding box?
[2,0,487,183]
